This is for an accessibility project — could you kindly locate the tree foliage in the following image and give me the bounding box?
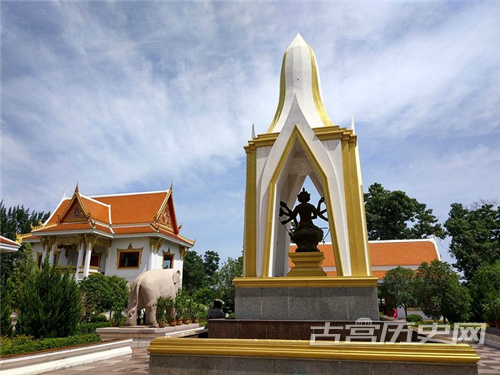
[1,279,13,336]
[0,201,50,284]
[445,202,500,281]
[182,251,207,294]
[381,267,416,319]
[213,256,243,313]
[79,274,128,322]
[414,260,470,323]
[16,259,82,338]
[467,261,500,322]
[364,183,445,240]
[203,250,220,282]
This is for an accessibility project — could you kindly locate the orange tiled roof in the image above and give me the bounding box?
[291,239,440,280]
[94,192,168,224]
[80,196,110,224]
[25,188,194,245]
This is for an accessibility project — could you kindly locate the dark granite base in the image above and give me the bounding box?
[235,286,379,320]
[149,354,478,375]
[208,319,421,342]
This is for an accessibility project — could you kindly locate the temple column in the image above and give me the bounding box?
[104,247,112,275]
[76,242,85,277]
[148,237,163,271]
[83,242,92,278]
[48,242,56,266]
[41,247,48,263]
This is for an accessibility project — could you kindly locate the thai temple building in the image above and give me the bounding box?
[290,238,442,283]
[20,184,194,283]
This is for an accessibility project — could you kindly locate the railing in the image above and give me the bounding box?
[60,266,100,281]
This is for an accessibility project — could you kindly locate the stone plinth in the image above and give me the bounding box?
[96,324,202,347]
[234,277,379,321]
[287,251,326,277]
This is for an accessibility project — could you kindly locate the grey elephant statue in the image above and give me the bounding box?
[125,268,181,327]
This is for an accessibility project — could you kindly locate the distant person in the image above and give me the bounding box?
[393,307,398,319]
[207,299,225,320]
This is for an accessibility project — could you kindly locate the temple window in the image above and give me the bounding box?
[117,248,142,269]
[162,252,174,269]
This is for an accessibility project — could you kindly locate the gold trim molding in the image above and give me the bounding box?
[233,276,378,288]
[148,338,479,364]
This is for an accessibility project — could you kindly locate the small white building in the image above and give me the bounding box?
[20,184,194,284]
[0,235,21,252]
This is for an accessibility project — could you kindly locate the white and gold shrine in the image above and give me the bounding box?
[243,34,372,279]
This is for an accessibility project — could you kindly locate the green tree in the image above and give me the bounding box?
[0,201,50,284]
[213,256,243,313]
[8,242,37,310]
[364,183,445,240]
[381,267,416,319]
[79,274,128,322]
[182,251,206,294]
[191,286,217,308]
[445,202,500,281]
[203,250,220,282]
[17,259,82,338]
[414,260,471,323]
[1,279,13,336]
[467,261,500,322]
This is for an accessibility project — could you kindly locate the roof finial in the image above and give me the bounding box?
[75,182,79,194]
[62,188,67,199]
[251,124,256,139]
[267,34,334,133]
[350,114,355,133]
[170,180,173,191]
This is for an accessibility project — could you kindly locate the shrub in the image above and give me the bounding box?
[0,333,101,356]
[16,259,82,338]
[1,279,13,336]
[90,314,108,323]
[75,322,111,334]
[80,274,128,324]
[406,314,424,323]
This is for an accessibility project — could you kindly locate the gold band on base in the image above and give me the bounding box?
[148,338,479,364]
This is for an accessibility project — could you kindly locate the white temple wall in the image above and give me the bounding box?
[105,237,149,283]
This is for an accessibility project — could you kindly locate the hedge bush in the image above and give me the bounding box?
[89,314,108,323]
[75,322,111,334]
[407,314,424,323]
[0,333,101,356]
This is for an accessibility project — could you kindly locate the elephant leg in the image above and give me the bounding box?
[146,305,158,327]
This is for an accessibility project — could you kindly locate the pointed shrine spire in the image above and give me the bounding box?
[267,33,334,133]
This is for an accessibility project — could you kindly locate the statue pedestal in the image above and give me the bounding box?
[287,251,327,277]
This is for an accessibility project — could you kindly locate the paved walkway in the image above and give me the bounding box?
[48,344,500,374]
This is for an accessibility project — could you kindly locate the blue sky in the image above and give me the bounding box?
[1,1,499,266]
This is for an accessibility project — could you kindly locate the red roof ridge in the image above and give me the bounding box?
[80,194,111,208]
[91,190,169,198]
[43,197,70,226]
[111,223,152,228]
[368,238,437,244]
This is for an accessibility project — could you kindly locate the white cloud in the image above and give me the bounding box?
[1,1,499,261]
